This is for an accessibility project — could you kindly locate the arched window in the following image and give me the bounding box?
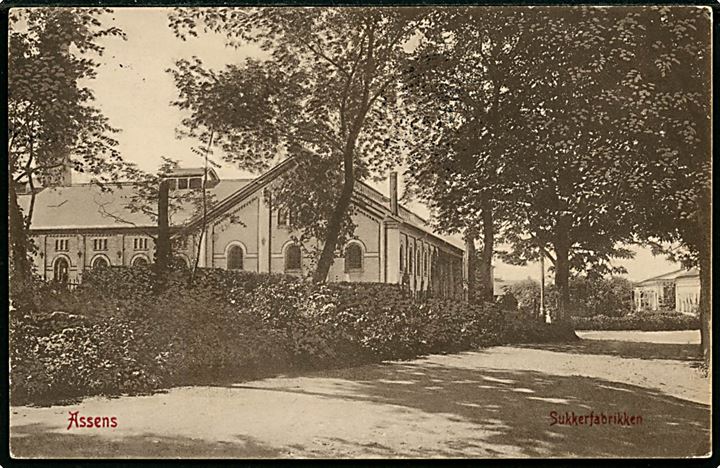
[400,245,405,272]
[227,245,244,270]
[408,246,414,273]
[132,256,148,267]
[344,243,363,271]
[416,248,421,275]
[92,256,109,269]
[53,257,70,283]
[285,244,302,271]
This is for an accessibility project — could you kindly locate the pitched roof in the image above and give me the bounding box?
[18,179,251,230]
[635,268,695,285]
[19,158,462,253]
[676,268,700,279]
[181,158,462,252]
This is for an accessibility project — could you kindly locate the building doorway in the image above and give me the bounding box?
[53,257,70,283]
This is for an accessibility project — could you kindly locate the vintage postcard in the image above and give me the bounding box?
[6,5,712,460]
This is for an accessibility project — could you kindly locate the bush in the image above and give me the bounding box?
[572,312,699,331]
[508,276,634,318]
[568,276,633,318]
[11,267,578,405]
[10,309,162,405]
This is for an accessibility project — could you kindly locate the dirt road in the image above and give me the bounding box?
[10,330,710,458]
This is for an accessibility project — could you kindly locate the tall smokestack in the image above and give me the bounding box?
[389,172,398,216]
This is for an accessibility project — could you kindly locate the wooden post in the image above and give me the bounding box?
[540,252,549,323]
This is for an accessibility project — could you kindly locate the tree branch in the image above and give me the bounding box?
[94,198,158,240]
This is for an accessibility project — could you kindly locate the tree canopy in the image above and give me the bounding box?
[168,7,430,281]
[400,7,710,323]
[8,8,127,301]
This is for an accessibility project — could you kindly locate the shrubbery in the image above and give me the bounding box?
[10,267,577,405]
[572,312,699,331]
[507,276,633,318]
[9,310,163,405]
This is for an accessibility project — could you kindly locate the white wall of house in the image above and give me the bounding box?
[676,276,700,315]
[634,274,701,315]
[634,283,663,311]
[187,183,463,293]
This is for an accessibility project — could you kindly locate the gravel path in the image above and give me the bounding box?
[11,330,710,458]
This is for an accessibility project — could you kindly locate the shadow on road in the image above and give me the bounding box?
[232,363,710,457]
[515,338,702,362]
[11,423,284,458]
[10,337,711,458]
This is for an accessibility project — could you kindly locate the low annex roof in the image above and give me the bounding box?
[354,181,465,252]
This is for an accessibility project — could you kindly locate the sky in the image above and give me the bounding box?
[63,7,678,282]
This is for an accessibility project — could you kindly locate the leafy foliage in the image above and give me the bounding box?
[8,8,129,301]
[399,7,710,323]
[572,312,699,331]
[11,267,576,405]
[167,7,431,280]
[507,276,633,318]
[8,8,128,189]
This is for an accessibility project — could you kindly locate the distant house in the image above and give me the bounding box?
[633,268,700,315]
[18,158,465,298]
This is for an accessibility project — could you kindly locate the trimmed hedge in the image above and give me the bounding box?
[572,312,699,331]
[11,267,577,405]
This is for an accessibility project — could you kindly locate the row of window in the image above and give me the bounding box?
[51,255,151,283]
[400,242,433,277]
[51,241,364,281]
[226,243,363,273]
[166,177,203,190]
[53,237,151,252]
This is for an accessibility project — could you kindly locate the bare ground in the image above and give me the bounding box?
[10,330,711,459]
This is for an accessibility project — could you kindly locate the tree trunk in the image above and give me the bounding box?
[9,173,34,304]
[189,130,214,285]
[553,218,571,322]
[463,227,477,303]
[477,196,495,302]
[155,179,171,273]
[313,150,355,283]
[697,188,711,368]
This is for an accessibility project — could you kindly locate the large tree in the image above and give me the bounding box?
[495,8,650,321]
[401,8,543,302]
[8,8,126,300]
[402,8,640,312]
[168,7,430,281]
[613,7,711,363]
[497,7,710,329]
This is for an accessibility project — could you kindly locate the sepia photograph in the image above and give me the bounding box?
[6,4,712,459]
